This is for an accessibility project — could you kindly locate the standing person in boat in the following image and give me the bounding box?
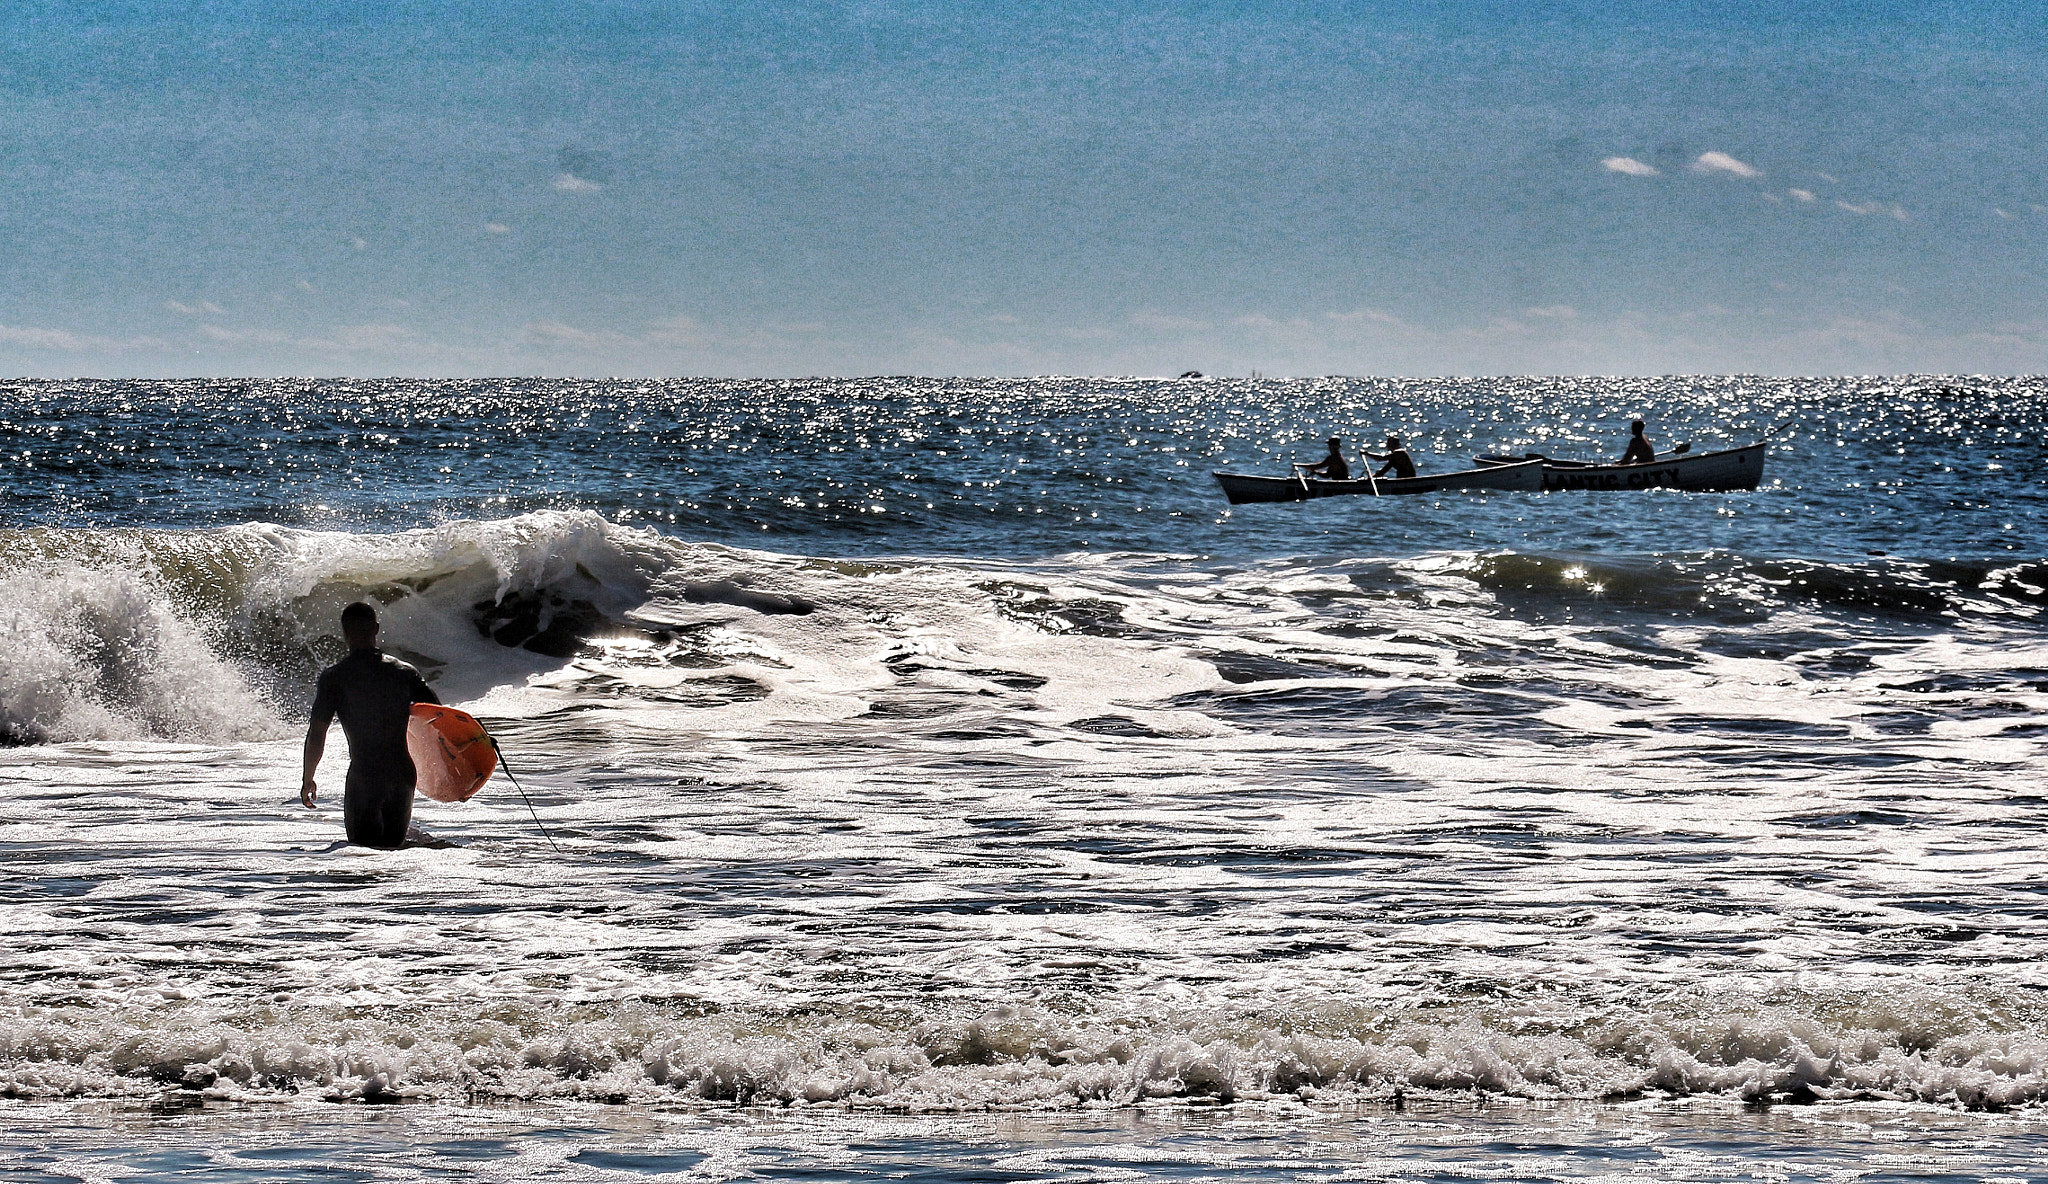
[302,602,441,848]
[1620,419,1656,465]
[1295,437,1351,481]
[1363,435,1418,480]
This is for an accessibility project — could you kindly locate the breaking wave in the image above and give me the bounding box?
[2,510,2044,746]
[0,513,754,744]
[6,988,2047,1110]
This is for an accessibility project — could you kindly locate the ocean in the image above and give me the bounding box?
[4,375,2048,1180]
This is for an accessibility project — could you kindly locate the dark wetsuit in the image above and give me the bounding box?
[310,650,439,848]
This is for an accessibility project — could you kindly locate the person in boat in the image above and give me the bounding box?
[1295,437,1350,481]
[302,602,441,848]
[1363,435,1418,480]
[1620,419,1656,465]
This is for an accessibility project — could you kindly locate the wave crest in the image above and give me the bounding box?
[6,990,2046,1110]
[0,512,674,744]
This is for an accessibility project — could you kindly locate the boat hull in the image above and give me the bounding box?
[1476,443,1766,492]
[1213,460,1544,504]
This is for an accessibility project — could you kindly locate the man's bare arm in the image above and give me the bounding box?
[302,717,331,807]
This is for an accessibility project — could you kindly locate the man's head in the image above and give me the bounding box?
[340,602,379,651]
[1631,419,1646,436]
[1326,437,1342,451]
[1386,435,1402,449]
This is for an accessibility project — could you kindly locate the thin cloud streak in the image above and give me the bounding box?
[1692,152,1763,178]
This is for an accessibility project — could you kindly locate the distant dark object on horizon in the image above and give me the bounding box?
[1178,370,1203,379]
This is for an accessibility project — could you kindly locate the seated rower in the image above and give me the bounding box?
[1296,437,1350,481]
[1620,419,1656,465]
[1363,435,1417,480]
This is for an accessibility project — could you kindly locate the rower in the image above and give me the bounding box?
[1364,435,1417,480]
[1295,437,1350,481]
[1620,419,1655,465]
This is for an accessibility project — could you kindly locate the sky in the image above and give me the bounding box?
[1,0,2044,378]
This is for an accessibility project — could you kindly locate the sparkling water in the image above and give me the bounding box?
[4,376,2047,1178]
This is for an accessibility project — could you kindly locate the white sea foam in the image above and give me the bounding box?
[5,513,2048,1116]
[0,512,680,742]
[6,989,2048,1109]
[0,558,275,744]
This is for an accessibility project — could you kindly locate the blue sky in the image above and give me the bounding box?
[2,1,2044,377]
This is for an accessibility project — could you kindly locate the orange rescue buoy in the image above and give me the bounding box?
[406,703,498,803]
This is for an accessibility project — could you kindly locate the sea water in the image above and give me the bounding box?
[3,375,2048,1180]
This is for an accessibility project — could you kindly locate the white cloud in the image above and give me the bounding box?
[552,174,603,193]
[1131,311,1212,332]
[294,280,316,293]
[523,316,822,354]
[312,324,416,350]
[1190,303,2048,378]
[198,324,288,344]
[0,324,95,351]
[1691,151,1762,179]
[1835,200,1909,221]
[0,323,163,352]
[1602,156,1660,177]
[644,316,710,347]
[643,315,823,350]
[523,320,628,346]
[1789,188,1817,202]
[197,321,423,352]
[1524,305,1578,319]
[166,300,225,315]
[1312,309,1410,333]
[349,236,368,250]
[1995,208,2014,219]
[485,222,511,234]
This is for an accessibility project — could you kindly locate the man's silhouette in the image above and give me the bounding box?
[1364,435,1418,480]
[1297,437,1350,481]
[1620,419,1656,465]
[302,602,440,848]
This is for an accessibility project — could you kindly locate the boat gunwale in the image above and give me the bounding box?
[1473,441,1765,472]
[1211,459,1545,503]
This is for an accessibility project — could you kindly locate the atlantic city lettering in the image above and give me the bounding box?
[1544,466,1683,491]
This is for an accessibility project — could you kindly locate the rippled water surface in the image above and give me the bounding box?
[3,376,2047,1178]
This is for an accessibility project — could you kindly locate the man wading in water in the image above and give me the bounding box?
[302,602,440,847]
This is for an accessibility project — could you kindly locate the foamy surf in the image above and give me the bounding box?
[7,988,2048,1110]
[4,512,2047,1113]
[0,511,1242,744]
[5,379,2048,1179]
